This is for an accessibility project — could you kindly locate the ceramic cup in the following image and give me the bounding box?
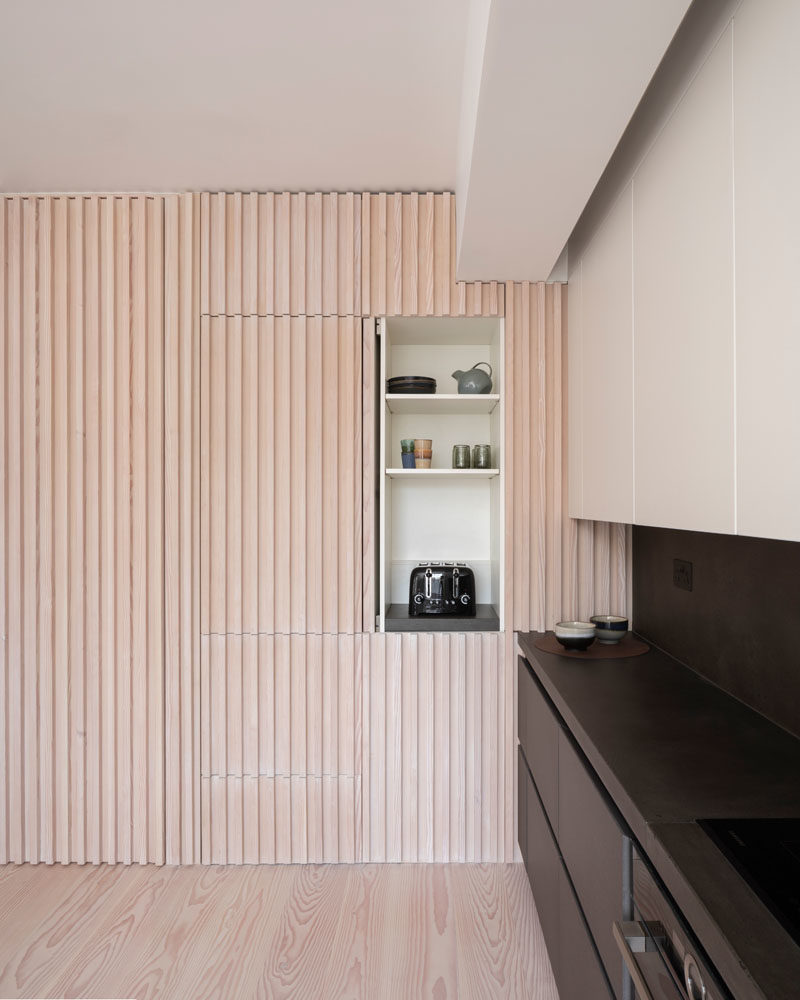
[472,444,491,469]
[452,444,471,469]
[400,438,415,453]
[401,452,416,468]
[414,438,432,469]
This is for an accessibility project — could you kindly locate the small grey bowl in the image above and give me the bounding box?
[590,615,628,644]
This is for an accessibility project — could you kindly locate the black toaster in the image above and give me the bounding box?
[409,562,476,617]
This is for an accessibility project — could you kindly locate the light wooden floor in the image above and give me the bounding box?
[0,863,558,999]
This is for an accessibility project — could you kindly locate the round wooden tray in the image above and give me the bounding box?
[533,632,649,659]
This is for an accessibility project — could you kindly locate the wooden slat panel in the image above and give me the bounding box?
[505,281,630,633]
[361,631,507,862]
[199,633,362,863]
[0,195,167,865]
[201,316,362,636]
[361,193,504,318]
[200,192,361,317]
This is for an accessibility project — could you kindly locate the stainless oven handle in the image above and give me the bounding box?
[613,921,657,1000]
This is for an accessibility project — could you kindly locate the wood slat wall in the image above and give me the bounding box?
[199,314,363,637]
[199,192,361,317]
[200,633,361,864]
[361,192,504,317]
[2,191,630,867]
[361,632,506,863]
[504,281,630,633]
[0,195,166,864]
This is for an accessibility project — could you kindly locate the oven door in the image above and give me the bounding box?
[616,855,727,1000]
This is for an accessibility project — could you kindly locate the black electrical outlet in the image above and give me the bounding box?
[673,558,693,592]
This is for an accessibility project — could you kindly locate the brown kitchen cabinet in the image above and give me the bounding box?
[518,653,623,999]
[518,745,613,1000]
[519,749,560,957]
[518,655,559,833]
[558,728,627,995]
[558,866,617,1000]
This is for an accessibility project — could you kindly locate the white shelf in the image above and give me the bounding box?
[386,468,499,480]
[385,393,500,414]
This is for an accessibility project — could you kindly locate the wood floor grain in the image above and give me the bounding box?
[0,863,558,1000]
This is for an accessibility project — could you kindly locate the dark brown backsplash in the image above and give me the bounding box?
[632,525,800,740]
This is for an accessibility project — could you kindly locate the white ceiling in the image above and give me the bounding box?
[1,0,691,280]
[0,0,466,193]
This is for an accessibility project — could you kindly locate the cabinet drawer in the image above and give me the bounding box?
[558,730,625,998]
[558,866,615,1000]
[518,656,559,833]
[519,748,559,957]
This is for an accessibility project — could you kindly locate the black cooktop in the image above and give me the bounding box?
[700,818,800,949]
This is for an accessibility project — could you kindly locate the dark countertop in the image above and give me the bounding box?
[385,603,499,631]
[517,632,800,1000]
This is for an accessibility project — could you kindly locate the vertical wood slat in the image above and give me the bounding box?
[21,199,38,865]
[200,316,363,637]
[199,193,361,317]
[505,280,630,633]
[199,634,361,864]
[114,198,132,863]
[362,631,506,862]
[0,195,167,865]
[164,193,201,864]
[360,193,504,318]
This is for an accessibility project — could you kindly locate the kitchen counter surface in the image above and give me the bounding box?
[517,632,800,1000]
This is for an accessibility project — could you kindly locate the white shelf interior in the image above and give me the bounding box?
[378,316,504,631]
[386,468,499,479]
[385,393,500,415]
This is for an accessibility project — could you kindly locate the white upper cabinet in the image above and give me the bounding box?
[567,0,800,542]
[632,26,735,534]
[580,185,634,524]
[734,0,800,541]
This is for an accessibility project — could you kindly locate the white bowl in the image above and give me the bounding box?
[554,620,595,637]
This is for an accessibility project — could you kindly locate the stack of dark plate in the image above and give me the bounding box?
[387,375,436,395]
